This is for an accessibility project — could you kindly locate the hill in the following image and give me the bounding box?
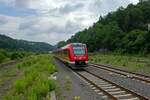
[0,34,53,52]
[58,0,150,54]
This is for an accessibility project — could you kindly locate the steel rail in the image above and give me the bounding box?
[76,71,118,100]
[55,57,149,100]
[84,69,149,100]
[90,63,150,84]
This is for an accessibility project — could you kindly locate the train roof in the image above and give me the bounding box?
[70,43,86,46]
[62,43,86,49]
[53,43,86,52]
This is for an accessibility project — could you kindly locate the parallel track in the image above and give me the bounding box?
[90,63,150,85]
[55,57,149,100]
[76,70,149,100]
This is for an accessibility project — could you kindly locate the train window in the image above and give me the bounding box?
[73,46,85,55]
[64,49,68,55]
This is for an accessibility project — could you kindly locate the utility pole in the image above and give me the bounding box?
[148,23,150,31]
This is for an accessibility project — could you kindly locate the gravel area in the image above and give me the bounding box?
[54,59,104,100]
[86,66,150,99]
[0,61,18,99]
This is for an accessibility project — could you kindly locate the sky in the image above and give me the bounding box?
[0,0,139,45]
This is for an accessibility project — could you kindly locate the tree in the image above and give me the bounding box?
[66,0,150,54]
[57,41,66,48]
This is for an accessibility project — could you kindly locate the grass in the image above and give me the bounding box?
[3,54,57,100]
[64,76,72,91]
[0,79,3,86]
[89,53,150,75]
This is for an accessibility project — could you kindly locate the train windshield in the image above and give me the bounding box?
[73,46,85,55]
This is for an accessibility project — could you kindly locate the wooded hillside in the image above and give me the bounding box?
[0,34,53,52]
[58,1,150,54]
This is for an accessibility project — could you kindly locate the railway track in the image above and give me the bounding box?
[90,63,150,85]
[55,57,149,100]
[0,60,17,68]
[75,69,149,100]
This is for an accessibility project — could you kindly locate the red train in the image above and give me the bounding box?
[54,43,88,68]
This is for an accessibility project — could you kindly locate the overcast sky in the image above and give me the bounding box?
[0,0,139,45]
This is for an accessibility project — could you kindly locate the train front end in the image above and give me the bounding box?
[70,43,88,67]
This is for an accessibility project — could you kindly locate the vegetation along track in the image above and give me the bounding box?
[90,63,150,85]
[75,69,149,100]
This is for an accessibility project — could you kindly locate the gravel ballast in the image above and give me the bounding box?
[86,66,150,99]
[54,59,104,100]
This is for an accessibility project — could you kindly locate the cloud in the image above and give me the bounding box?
[58,3,84,14]
[0,15,8,25]
[0,0,139,45]
[0,14,21,33]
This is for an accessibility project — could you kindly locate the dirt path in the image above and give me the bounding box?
[0,61,20,99]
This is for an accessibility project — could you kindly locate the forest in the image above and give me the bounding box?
[58,0,150,54]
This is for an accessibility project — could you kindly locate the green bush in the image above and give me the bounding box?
[10,52,24,60]
[0,50,34,64]
[0,52,7,63]
[0,49,9,63]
